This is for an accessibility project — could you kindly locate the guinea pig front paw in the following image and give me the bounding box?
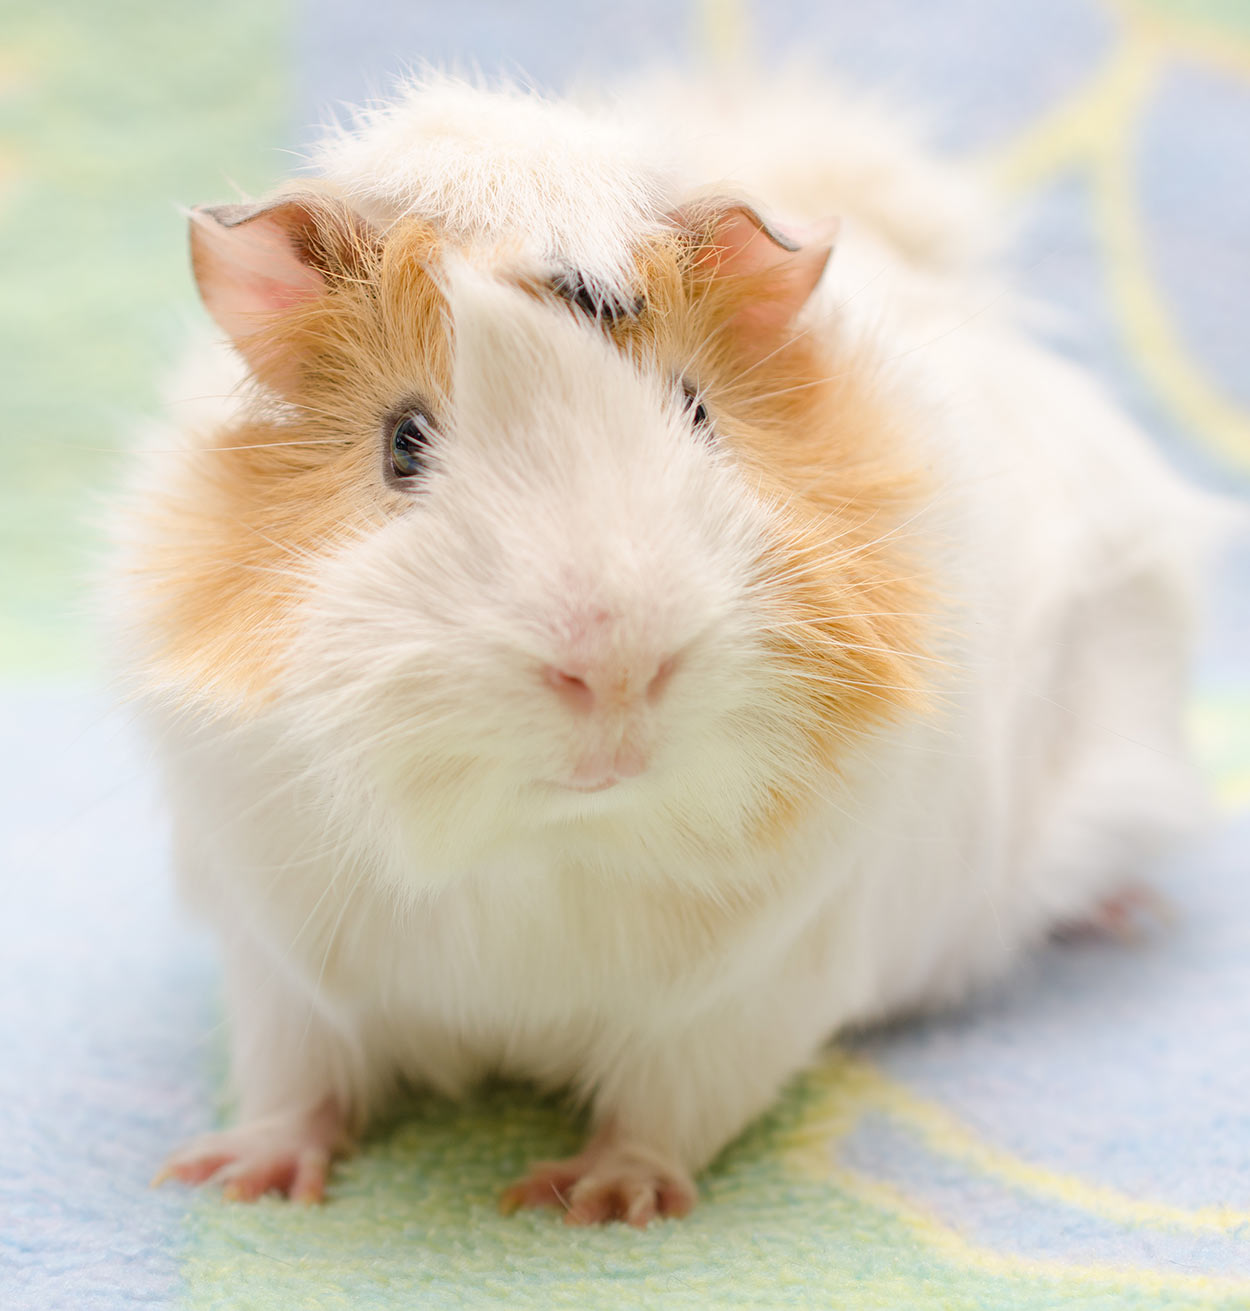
[1054,880,1174,944]
[500,1132,696,1227]
[153,1098,347,1204]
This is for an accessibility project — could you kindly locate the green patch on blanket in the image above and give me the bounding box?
[180,1058,1250,1310]
[1192,690,1250,811]
[0,0,286,675]
[1130,0,1250,42]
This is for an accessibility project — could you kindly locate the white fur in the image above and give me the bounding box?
[122,75,1221,1198]
[312,73,676,292]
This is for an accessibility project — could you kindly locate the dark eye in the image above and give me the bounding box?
[681,381,711,433]
[389,409,437,480]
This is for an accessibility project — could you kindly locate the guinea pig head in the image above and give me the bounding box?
[162,194,931,885]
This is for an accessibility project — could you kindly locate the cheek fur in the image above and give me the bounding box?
[624,238,936,840]
[742,417,934,842]
[119,222,451,710]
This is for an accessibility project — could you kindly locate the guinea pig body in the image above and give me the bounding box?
[123,75,1214,1222]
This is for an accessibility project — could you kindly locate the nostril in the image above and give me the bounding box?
[544,665,595,712]
[646,654,680,703]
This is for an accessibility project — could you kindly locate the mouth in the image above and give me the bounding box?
[546,776,622,794]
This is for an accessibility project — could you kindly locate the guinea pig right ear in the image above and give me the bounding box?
[188,194,369,380]
[673,200,838,353]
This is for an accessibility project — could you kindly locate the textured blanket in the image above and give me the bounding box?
[3,1,1248,1307]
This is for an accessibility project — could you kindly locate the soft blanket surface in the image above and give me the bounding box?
[2,1,1248,1307]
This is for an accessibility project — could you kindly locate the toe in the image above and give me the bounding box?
[289,1147,330,1204]
[563,1186,617,1226]
[219,1156,297,1202]
[154,1144,235,1188]
[624,1187,658,1228]
[500,1161,583,1213]
[657,1180,696,1218]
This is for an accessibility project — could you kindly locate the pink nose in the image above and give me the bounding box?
[543,654,678,713]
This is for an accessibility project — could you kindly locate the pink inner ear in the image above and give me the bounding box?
[190,206,327,352]
[708,209,801,276]
[698,206,836,340]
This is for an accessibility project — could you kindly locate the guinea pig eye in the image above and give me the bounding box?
[389,409,437,481]
[681,380,711,434]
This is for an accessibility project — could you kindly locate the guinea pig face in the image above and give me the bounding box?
[165,198,931,882]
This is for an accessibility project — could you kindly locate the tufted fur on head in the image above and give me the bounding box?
[311,72,677,293]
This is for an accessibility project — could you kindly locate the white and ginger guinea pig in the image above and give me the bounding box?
[123,76,1210,1223]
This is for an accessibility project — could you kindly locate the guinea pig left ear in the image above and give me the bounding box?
[675,200,838,341]
[188,194,369,376]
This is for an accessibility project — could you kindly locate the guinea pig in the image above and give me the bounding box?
[119,73,1216,1224]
